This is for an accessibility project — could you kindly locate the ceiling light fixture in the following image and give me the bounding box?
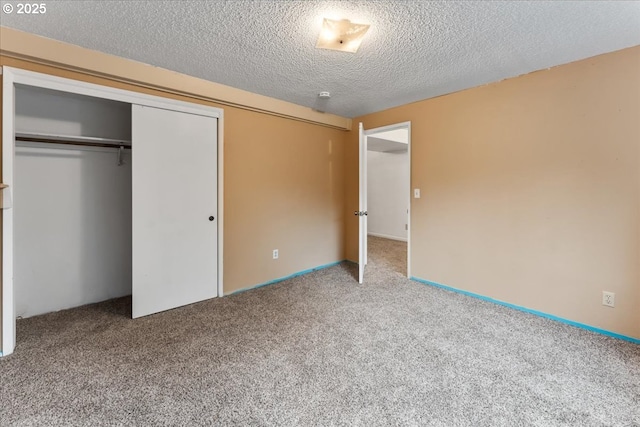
[316,18,370,53]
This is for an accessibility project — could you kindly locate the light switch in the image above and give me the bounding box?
[414,188,421,199]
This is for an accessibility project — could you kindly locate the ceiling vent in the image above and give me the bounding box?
[316,18,370,53]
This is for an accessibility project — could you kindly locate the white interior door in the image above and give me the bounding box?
[132,105,218,318]
[358,122,368,283]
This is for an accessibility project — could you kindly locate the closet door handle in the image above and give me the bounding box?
[209,216,215,221]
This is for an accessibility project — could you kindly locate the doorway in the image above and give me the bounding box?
[358,121,411,283]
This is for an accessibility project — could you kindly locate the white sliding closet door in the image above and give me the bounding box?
[132,105,218,318]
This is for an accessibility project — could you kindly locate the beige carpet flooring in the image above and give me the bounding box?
[1,236,639,426]
[366,235,407,276]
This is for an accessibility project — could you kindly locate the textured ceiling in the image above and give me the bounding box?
[1,1,639,117]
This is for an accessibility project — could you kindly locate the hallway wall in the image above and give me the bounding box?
[367,150,409,241]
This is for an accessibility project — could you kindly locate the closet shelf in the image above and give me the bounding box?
[15,132,131,148]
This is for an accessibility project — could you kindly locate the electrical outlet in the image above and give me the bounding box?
[602,291,615,308]
[273,249,279,260]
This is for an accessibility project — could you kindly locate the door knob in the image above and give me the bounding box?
[354,211,359,216]
[209,216,215,221]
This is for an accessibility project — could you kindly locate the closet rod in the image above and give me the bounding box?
[15,136,132,149]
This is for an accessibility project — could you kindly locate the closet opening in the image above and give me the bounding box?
[3,67,224,357]
[14,84,133,322]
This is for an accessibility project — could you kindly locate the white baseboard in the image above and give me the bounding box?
[367,232,407,242]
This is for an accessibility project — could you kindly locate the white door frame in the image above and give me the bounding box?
[362,121,412,279]
[357,123,367,283]
[1,66,225,356]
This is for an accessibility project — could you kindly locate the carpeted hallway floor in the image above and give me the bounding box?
[1,236,639,426]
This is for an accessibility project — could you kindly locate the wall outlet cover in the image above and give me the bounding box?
[602,291,615,308]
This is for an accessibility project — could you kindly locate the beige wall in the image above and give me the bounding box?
[346,46,640,339]
[0,56,346,350]
[224,110,344,292]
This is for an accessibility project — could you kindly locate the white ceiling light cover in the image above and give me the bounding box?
[316,18,370,53]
